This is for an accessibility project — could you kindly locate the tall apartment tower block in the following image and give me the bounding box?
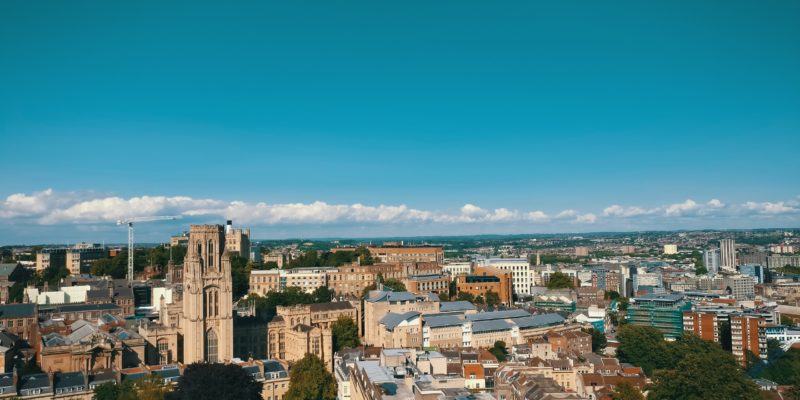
[720,239,737,272]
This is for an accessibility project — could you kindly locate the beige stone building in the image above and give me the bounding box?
[224,220,250,258]
[182,224,235,364]
[267,302,357,371]
[327,262,441,297]
[363,291,439,347]
[375,311,423,348]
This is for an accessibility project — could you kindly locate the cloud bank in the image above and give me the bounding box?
[2,189,798,232]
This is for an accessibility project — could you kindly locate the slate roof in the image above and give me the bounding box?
[261,360,289,378]
[41,303,120,313]
[511,314,565,329]
[19,373,51,390]
[439,301,477,312]
[472,320,513,333]
[0,303,36,319]
[380,311,420,330]
[0,264,18,277]
[423,315,464,328]
[89,369,117,386]
[367,291,417,303]
[0,373,13,389]
[466,309,530,322]
[54,372,86,390]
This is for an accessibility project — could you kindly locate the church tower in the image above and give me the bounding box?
[183,224,234,364]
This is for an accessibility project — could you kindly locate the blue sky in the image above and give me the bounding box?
[1,1,799,244]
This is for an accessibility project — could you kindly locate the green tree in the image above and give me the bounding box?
[782,315,796,327]
[583,328,607,353]
[695,265,708,275]
[167,363,262,400]
[456,292,475,303]
[474,295,485,305]
[331,315,360,352]
[546,272,574,289]
[610,382,645,400]
[260,261,279,270]
[438,293,450,302]
[616,325,669,375]
[382,278,406,292]
[489,340,508,362]
[485,290,500,308]
[285,354,337,400]
[648,344,761,400]
[312,286,335,302]
[448,280,457,297]
[136,374,171,400]
[605,291,620,301]
[91,381,121,400]
[617,297,629,312]
[760,348,800,386]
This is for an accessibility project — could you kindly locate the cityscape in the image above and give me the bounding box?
[2,1,800,400]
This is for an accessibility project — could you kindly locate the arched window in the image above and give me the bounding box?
[205,329,218,363]
[196,242,204,270]
[204,287,219,318]
[207,240,215,269]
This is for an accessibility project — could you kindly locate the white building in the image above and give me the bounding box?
[704,249,720,275]
[24,285,91,305]
[475,257,535,295]
[720,239,737,272]
[442,261,472,279]
[663,244,678,255]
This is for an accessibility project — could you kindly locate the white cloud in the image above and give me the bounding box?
[575,213,597,224]
[602,205,654,217]
[525,211,549,222]
[665,199,699,216]
[1,189,798,230]
[742,201,798,215]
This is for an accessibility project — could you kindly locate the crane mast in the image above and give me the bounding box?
[117,216,179,281]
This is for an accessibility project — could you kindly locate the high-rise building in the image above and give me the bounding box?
[183,224,234,364]
[627,293,691,339]
[720,239,737,271]
[731,315,767,367]
[703,249,720,275]
[683,311,720,342]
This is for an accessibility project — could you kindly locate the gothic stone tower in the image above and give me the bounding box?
[183,224,234,363]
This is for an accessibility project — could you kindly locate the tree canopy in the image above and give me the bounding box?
[583,328,607,353]
[546,271,574,289]
[759,348,800,386]
[485,290,500,308]
[648,341,761,400]
[331,315,360,352]
[610,382,645,400]
[285,247,376,269]
[285,354,337,400]
[489,340,508,362]
[250,286,334,319]
[617,325,761,399]
[166,363,263,400]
